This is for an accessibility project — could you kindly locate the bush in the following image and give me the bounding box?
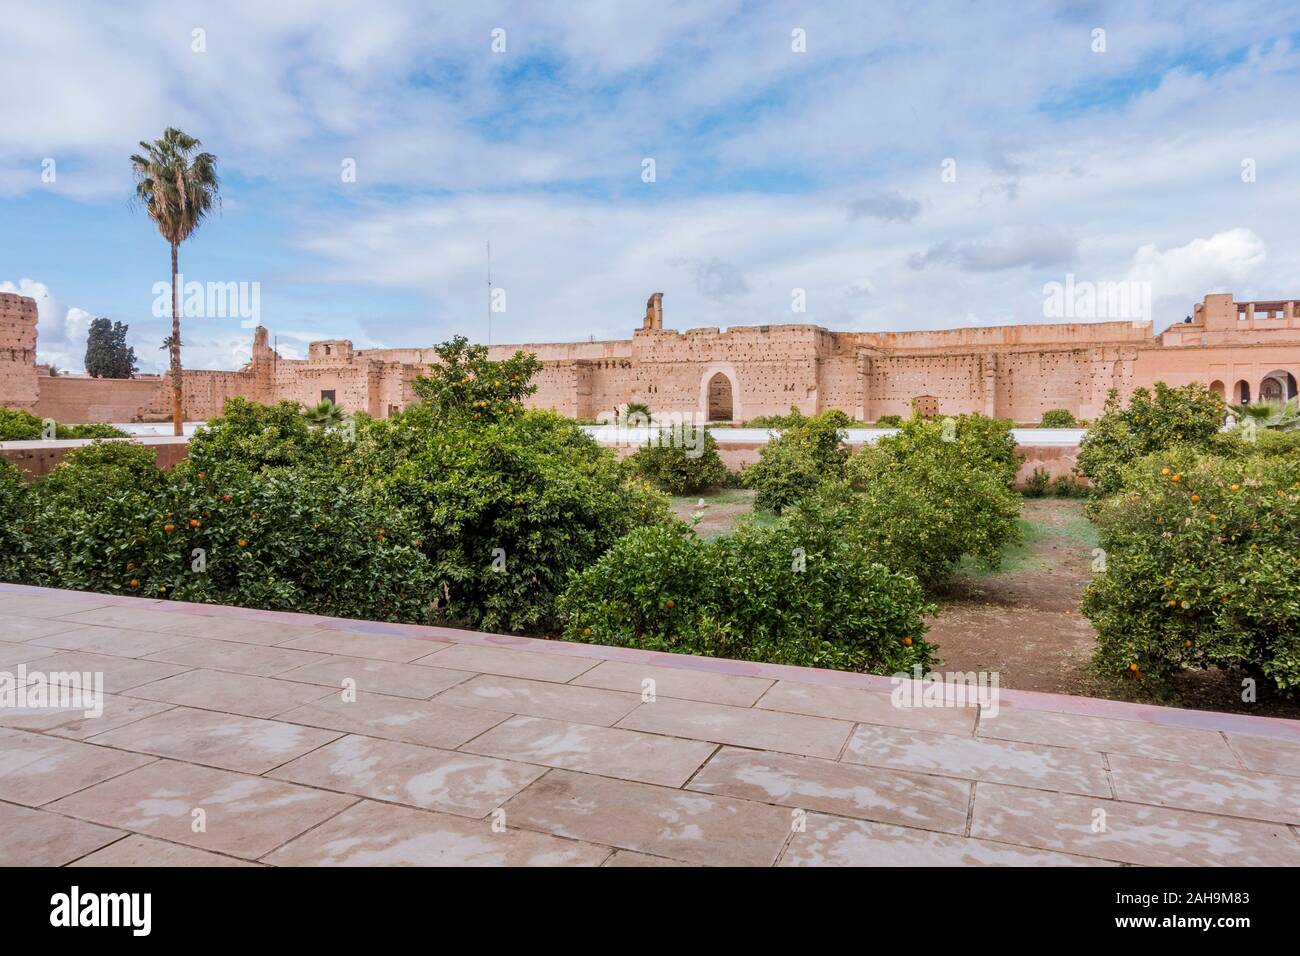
[350,407,669,633]
[741,408,849,512]
[187,397,349,477]
[1051,472,1086,498]
[0,407,127,441]
[558,517,936,674]
[1082,448,1300,690]
[1077,383,1225,496]
[874,415,904,427]
[845,414,1022,587]
[1023,467,1051,498]
[0,460,31,580]
[627,429,728,494]
[1039,408,1078,428]
[20,444,434,621]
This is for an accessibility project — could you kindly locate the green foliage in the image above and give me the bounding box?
[845,414,1022,587]
[1082,448,1300,691]
[1023,467,1052,498]
[1039,408,1078,428]
[1230,397,1300,432]
[0,407,46,440]
[301,398,346,429]
[0,407,127,441]
[19,445,433,622]
[84,317,138,379]
[623,401,652,424]
[874,415,904,427]
[627,429,728,494]
[187,398,349,477]
[351,407,669,634]
[741,408,850,512]
[1051,472,1086,498]
[1077,383,1226,496]
[0,460,31,580]
[410,335,540,422]
[558,516,936,674]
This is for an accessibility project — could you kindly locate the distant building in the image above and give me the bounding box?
[3,291,1297,425]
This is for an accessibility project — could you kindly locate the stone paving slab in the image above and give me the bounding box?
[143,638,331,677]
[262,799,611,866]
[687,746,971,832]
[779,813,1118,867]
[757,680,980,735]
[86,707,343,775]
[0,800,124,867]
[462,714,718,787]
[503,768,793,866]
[47,759,359,859]
[843,722,1112,798]
[276,691,508,750]
[970,782,1300,866]
[0,728,156,806]
[69,834,263,867]
[3,584,1300,867]
[123,668,337,719]
[267,734,546,817]
[571,658,773,706]
[277,654,472,699]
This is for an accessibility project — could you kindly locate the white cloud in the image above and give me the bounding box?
[1127,228,1267,306]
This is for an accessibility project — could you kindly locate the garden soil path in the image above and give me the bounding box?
[927,498,1099,695]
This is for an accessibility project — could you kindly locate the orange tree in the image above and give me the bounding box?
[18,442,435,622]
[558,510,935,674]
[1081,447,1300,690]
[843,412,1022,588]
[1077,382,1225,496]
[410,335,540,422]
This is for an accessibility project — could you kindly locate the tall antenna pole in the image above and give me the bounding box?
[486,240,492,347]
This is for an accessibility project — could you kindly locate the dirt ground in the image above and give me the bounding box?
[670,491,1300,718]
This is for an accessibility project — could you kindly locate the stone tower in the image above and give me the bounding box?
[0,293,39,410]
[642,292,664,331]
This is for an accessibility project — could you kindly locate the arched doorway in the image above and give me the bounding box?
[707,372,733,421]
[1209,380,1225,400]
[1235,380,1251,404]
[1259,370,1297,403]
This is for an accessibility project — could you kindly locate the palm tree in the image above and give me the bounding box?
[302,398,346,430]
[1230,397,1300,432]
[131,128,220,436]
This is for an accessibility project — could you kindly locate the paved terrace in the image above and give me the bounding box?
[1,582,1298,867]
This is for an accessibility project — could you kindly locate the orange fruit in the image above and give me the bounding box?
[127,562,136,571]
[1185,639,1193,647]
[1171,474,1181,482]
[197,472,205,480]
[902,636,913,646]
[1209,514,1217,521]
[582,627,592,637]
[1231,484,1241,492]
[163,523,174,533]
[1128,663,1139,672]
[129,578,139,588]
[190,519,200,528]
[1181,601,1189,609]
[1190,494,1200,503]
[1160,467,1170,476]
[665,598,675,609]
[1168,600,1177,606]
[237,539,247,548]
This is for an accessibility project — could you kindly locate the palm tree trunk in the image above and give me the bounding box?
[170,241,183,436]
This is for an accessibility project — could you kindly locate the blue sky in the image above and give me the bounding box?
[2,0,1300,372]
